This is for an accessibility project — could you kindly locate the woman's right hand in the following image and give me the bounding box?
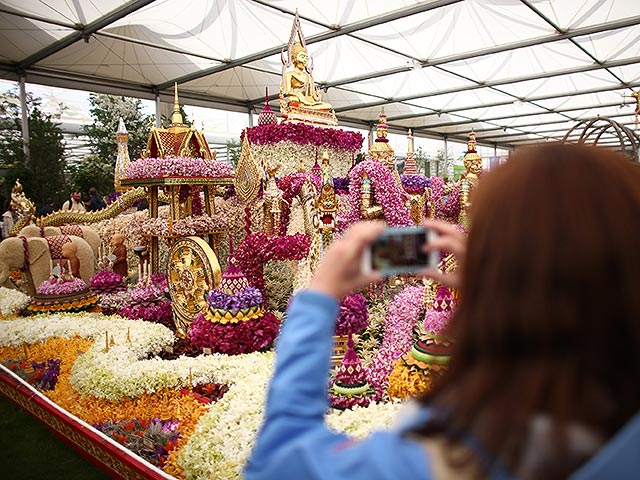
[309,221,385,300]
[420,219,467,289]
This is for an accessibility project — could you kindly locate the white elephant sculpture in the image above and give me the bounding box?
[20,225,101,258]
[0,235,95,296]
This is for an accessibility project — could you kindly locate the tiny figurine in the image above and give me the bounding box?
[110,233,128,277]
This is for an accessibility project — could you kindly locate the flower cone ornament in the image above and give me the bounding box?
[258,87,278,126]
[329,334,374,409]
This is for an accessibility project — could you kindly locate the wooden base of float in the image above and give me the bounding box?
[0,365,173,480]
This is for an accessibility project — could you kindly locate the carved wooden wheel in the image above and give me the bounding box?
[167,236,221,337]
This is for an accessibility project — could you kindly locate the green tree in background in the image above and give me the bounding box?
[415,146,431,176]
[430,148,455,180]
[226,138,241,167]
[78,94,151,195]
[0,90,67,209]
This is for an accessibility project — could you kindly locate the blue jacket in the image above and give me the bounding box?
[245,291,640,479]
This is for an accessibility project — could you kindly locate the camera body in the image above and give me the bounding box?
[361,226,438,276]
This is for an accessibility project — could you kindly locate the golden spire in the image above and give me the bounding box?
[171,82,184,126]
[403,129,419,176]
[369,107,394,164]
[467,130,477,153]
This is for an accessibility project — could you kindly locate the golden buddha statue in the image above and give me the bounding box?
[283,43,332,111]
[279,12,338,127]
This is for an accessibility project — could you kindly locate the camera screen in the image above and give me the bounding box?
[370,228,428,273]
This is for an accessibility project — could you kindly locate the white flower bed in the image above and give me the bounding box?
[0,287,30,317]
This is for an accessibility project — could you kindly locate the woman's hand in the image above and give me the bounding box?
[420,219,467,289]
[309,221,385,300]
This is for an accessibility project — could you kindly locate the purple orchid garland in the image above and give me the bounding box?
[206,286,263,311]
[401,175,431,194]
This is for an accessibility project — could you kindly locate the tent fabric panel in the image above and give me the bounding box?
[356,0,553,60]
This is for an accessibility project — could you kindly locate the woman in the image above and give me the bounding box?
[245,143,640,479]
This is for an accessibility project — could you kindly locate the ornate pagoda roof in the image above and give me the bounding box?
[143,83,214,160]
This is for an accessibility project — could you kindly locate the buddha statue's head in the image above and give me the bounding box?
[291,43,309,68]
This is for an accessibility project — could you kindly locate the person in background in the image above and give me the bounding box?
[245,143,640,480]
[87,187,106,212]
[61,190,86,213]
[36,198,54,218]
[1,202,16,239]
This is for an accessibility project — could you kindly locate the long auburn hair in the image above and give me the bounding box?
[418,143,640,476]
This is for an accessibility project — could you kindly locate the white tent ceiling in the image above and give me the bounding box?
[1,0,639,149]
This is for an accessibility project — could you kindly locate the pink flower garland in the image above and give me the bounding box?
[344,160,413,228]
[242,124,363,152]
[188,311,280,355]
[276,173,321,235]
[335,293,369,336]
[125,156,233,179]
[429,177,461,222]
[233,233,310,293]
[423,310,452,337]
[36,277,88,296]
[89,270,126,294]
[119,301,173,326]
[365,285,424,399]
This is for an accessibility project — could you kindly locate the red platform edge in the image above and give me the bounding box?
[0,364,175,480]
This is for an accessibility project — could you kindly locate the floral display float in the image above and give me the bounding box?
[188,262,279,355]
[387,284,456,400]
[329,293,375,409]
